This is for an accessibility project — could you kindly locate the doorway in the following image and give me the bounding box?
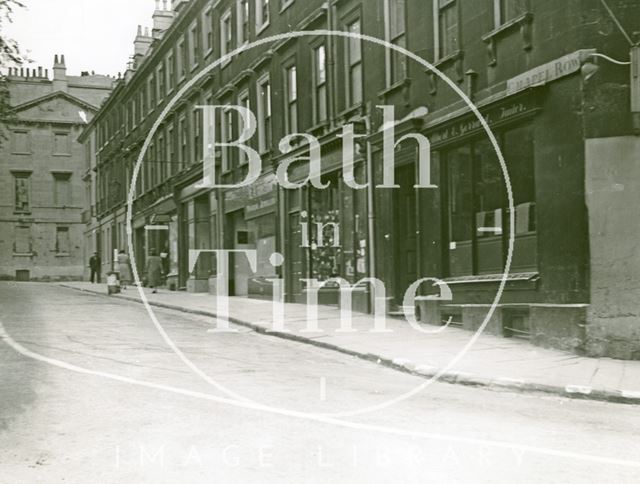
[393,164,418,305]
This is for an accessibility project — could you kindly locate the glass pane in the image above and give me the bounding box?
[447,146,473,276]
[390,0,406,38]
[348,21,361,64]
[316,45,326,84]
[351,64,363,104]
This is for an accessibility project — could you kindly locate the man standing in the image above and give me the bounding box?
[89,251,101,283]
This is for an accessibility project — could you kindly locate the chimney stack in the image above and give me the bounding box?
[134,25,153,59]
[53,54,68,92]
[152,0,175,39]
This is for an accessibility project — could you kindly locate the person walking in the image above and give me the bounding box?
[145,249,164,294]
[117,250,132,290]
[89,252,101,283]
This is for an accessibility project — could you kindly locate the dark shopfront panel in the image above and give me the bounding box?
[284,164,368,306]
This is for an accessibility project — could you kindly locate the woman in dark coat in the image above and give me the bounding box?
[145,249,164,293]
[117,250,132,290]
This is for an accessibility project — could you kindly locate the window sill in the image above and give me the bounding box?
[482,12,534,66]
[279,0,294,14]
[190,63,199,73]
[13,253,34,257]
[433,50,464,70]
[55,253,71,258]
[12,151,32,155]
[337,103,364,121]
[377,78,412,101]
[53,153,72,157]
[256,21,270,36]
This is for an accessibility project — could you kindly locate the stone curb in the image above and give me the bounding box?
[59,284,640,406]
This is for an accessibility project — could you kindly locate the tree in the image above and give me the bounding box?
[0,0,25,145]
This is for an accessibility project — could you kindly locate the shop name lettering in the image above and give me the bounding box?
[196,105,436,191]
[185,105,456,333]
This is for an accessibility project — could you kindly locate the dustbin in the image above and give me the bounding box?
[107,271,121,295]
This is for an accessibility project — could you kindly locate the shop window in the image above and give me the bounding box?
[285,64,298,134]
[56,226,70,254]
[313,44,328,124]
[443,123,536,277]
[310,172,342,282]
[13,173,31,213]
[345,19,363,107]
[53,172,72,207]
[437,0,459,59]
[237,0,250,45]
[384,0,407,86]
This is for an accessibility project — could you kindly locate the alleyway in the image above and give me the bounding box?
[0,282,639,483]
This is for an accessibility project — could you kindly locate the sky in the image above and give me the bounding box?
[4,0,157,76]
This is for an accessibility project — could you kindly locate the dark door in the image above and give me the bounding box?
[393,165,418,305]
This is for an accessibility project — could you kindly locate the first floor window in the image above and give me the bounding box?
[385,0,407,85]
[237,90,251,165]
[444,123,536,277]
[193,108,202,162]
[221,10,233,58]
[313,44,328,123]
[438,0,459,59]
[179,117,188,167]
[498,0,528,25]
[285,64,298,133]
[221,107,234,172]
[238,0,250,44]
[53,172,72,207]
[256,0,270,30]
[257,75,272,152]
[14,225,31,254]
[56,227,70,254]
[345,19,363,106]
[13,173,31,213]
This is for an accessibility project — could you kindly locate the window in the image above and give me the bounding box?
[178,38,187,79]
[280,0,294,11]
[148,76,156,111]
[313,45,328,123]
[443,123,536,277]
[256,0,270,31]
[167,126,176,176]
[220,9,233,60]
[12,130,29,154]
[14,226,31,254]
[13,173,31,213]
[203,8,214,53]
[221,107,234,172]
[193,108,202,163]
[345,19,363,106]
[237,89,250,165]
[257,74,272,153]
[55,227,70,254]
[167,52,175,91]
[179,116,188,168]
[237,0,250,45]
[53,132,70,155]
[190,22,199,68]
[497,0,528,25]
[140,89,146,119]
[384,0,407,86]
[157,63,165,100]
[53,172,72,207]
[285,64,298,133]
[437,0,459,59]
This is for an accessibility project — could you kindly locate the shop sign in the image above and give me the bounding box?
[225,172,276,214]
[506,49,595,95]
[429,96,539,145]
[245,192,277,220]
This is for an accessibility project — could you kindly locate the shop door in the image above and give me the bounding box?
[230,210,253,297]
[393,165,418,305]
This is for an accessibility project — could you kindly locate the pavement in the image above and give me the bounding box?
[60,281,640,405]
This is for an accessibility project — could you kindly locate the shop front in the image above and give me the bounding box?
[280,139,369,311]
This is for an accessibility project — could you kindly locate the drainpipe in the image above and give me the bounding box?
[363,113,376,312]
[326,1,338,129]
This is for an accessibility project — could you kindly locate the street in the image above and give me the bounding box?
[0,282,639,483]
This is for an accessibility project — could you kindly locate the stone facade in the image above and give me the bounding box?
[0,56,113,281]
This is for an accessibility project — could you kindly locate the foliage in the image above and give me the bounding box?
[0,0,25,144]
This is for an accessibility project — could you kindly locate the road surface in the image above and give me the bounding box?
[0,282,638,483]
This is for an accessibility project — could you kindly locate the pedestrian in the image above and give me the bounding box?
[145,248,163,294]
[117,249,132,290]
[89,251,101,283]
